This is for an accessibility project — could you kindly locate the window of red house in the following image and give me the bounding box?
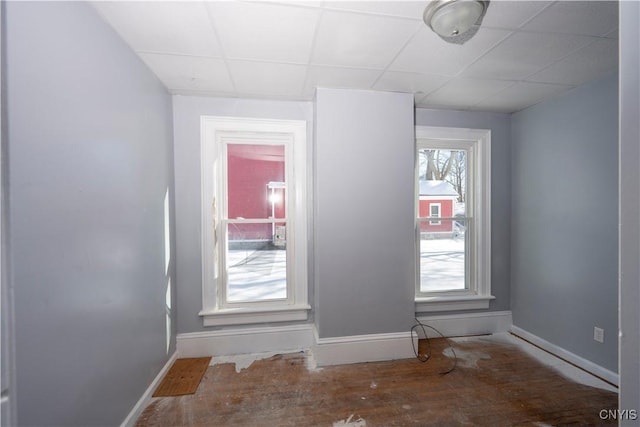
[429,203,441,225]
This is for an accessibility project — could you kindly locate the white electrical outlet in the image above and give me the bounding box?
[594,327,605,343]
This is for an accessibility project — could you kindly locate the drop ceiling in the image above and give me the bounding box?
[91,1,619,113]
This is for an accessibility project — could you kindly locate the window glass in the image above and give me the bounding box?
[227,144,285,220]
[429,203,441,225]
[417,148,469,293]
[226,222,287,302]
[418,219,467,291]
[225,143,287,303]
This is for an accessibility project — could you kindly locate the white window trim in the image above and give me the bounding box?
[199,116,310,326]
[415,126,493,312]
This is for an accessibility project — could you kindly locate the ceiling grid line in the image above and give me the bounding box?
[300,7,326,99]
[369,24,431,95]
[91,0,619,113]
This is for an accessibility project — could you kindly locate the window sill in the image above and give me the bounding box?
[415,295,495,313]
[199,304,311,327]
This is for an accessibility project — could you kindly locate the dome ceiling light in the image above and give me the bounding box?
[423,0,489,44]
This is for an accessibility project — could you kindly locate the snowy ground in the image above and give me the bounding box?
[419,235,465,291]
[227,248,287,302]
[226,235,466,301]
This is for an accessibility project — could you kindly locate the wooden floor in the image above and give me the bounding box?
[136,335,617,426]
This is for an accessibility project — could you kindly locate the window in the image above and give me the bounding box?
[415,126,493,312]
[429,203,441,225]
[200,117,309,326]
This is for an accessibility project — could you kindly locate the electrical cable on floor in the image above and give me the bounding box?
[411,318,457,375]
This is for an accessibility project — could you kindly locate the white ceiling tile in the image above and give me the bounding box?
[463,31,595,80]
[323,1,425,19]
[526,39,618,86]
[91,2,222,57]
[476,81,573,113]
[260,1,324,8]
[480,1,553,30]
[522,1,618,37]
[93,0,618,112]
[206,1,320,63]
[389,26,510,76]
[228,60,307,98]
[422,78,515,109]
[302,65,382,98]
[311,10,421,68]
[373,71,449,97]
[138,53,235,93]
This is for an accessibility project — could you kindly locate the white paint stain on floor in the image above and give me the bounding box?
[442,346,491,369]
[447,333,618,392]
[333,414,367,427]
[209,351,288,373]
[209,350,321,374]
[305,349,322,372]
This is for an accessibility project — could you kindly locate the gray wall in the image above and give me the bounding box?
[511,73,618,372]
[6,2,176,425]
[175,95,510,336]
[619,0,640,418]
[0,1,16,424]
[314,88,415,338]
[172,95,314,334]
[415,108,512,313]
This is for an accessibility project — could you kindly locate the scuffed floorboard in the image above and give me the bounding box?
[135,336,617,426]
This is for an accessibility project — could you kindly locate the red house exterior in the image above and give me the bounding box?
[419,180,459,235]
[227,152,462,241]
[227,143,285,242]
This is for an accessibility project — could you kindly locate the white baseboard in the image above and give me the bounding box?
[510,325,619,386]
[176,312,513,367]
[120,351,178,427]
[177,323,315,358]
[312,330,418,367]
[416,310,513,337]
